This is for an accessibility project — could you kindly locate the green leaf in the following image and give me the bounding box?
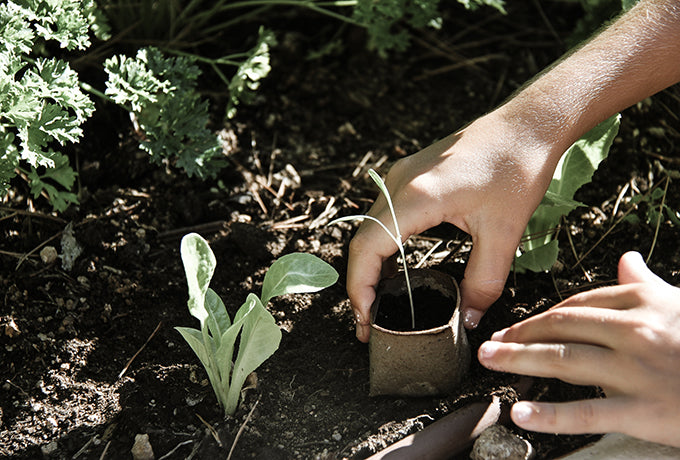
[514,240,560,273]
[515,114,620,273]
[180,233,216,325]
[224,294,282,416]
[204,288,231,346]
[261,253,339,305]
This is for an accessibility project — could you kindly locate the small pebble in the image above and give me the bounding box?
[131,433,155,460]
[470,425,534,460]
[40,246,58,264]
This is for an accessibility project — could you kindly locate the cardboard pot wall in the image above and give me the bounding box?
[369,268,470,397]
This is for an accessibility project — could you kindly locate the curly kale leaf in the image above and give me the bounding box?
[0,0,105,210]
[105,47,225,179]
[28,151,78,212]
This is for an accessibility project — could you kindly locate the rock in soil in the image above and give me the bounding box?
[470,424,535,460]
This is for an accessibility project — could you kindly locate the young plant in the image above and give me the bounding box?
[330,169,416,329]
[177,233,338,417]
[514,114,621,272]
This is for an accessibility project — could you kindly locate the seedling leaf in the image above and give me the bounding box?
[181,233,216,325]
[261,253,339,305]
[515,114,620,273]
[225,294,282,415]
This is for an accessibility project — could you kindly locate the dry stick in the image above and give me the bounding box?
[611,180,632,218]
[646,175,670,264]
[158,440,193,460]
[99,441,111,460]
[196,413,222,447]
[414,240,443,269]
[118,321,163,379]
[564,220,592,283]
[226,398,260,460]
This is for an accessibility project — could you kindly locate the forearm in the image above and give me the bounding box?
[499,0,680,156]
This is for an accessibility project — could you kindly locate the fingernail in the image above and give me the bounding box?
[512,402,534,424]
[478,341,499,360]
[463,308,482,329]
[490,328,508,341]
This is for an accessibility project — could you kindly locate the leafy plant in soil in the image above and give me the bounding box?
[330,168,417,329]
[177,232,339,416]
[514,114,621,272]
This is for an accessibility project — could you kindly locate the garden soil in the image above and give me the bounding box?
[2,4,680,459]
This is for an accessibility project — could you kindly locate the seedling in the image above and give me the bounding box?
[330,169,415,330]
[177,233,338,417]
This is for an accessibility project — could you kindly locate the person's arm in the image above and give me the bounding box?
[347,0,680,342]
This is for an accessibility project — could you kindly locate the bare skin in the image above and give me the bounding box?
[347,0,680,341]
[344,0,680,446]
[479,252,680,447]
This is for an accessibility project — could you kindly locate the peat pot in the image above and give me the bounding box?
[369,268,470,397]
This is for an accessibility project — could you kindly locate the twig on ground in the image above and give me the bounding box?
[196,413,222,447]
[99,441,111,460]
[564,220,592,283]
[118,321,162,379]
[646,175,670,264]
[158,440,193,460]
[227,398,260,460]
[0,205,66,224]
[415,240,443,269]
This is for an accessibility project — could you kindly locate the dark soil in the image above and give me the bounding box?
[375,287,455,332]
[2,3,680,460]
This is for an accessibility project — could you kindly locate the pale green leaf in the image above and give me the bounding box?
[180,233,216,325]
[514,240,560,273]
[261,253,338,305]
[224,294,281,415]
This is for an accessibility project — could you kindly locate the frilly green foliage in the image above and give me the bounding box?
[104,48,226,180]
[0,0,100,210]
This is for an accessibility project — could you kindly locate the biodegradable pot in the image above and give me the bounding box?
[369,268,470,397]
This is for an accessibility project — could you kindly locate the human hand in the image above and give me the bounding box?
[478,251,680,447]
[346,112,564,342]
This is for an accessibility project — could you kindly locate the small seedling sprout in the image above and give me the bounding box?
[330,169,415,329]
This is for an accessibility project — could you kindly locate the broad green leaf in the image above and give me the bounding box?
[180,233,216,325]
[514,240,559,273]
[224,294,282,416]
[175,326,212,373]
[214,295,256,397]
[205,288,231,346]
[515,115,620,273]
[261,253,339,305]
[176,326,224,404]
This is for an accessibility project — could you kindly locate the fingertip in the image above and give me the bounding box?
[511,402,535,426]
[462,308,483,329]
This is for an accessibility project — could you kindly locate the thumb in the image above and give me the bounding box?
[459,231,517,329]
[618,251,665,285]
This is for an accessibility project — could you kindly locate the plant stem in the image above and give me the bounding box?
[368,169,415,330]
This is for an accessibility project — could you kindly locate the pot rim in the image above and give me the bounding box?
[369,268,461,335]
